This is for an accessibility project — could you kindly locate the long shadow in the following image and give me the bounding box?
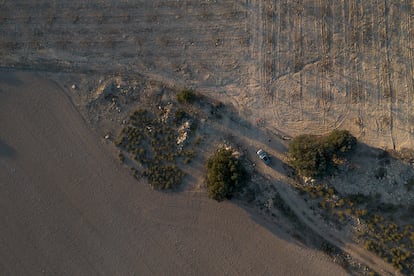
[0,69,23,86]
[0,139,16,159]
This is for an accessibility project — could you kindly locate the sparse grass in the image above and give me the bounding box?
[360,215,414,273]
[297,180,414,273]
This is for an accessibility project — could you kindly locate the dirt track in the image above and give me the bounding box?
[0,71,348,275]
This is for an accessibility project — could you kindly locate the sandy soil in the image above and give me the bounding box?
[0,71,349,275]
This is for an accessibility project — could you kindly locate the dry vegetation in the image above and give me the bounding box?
[297,180,414,273]
[293,145,414,274]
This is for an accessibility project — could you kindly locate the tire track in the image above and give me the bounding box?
[404,0,414,142]
[383,0,396,149]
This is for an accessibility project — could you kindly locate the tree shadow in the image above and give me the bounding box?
[231,198,351,272]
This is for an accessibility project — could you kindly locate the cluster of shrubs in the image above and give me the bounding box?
[298,182,414,273]
[142,164,185,190]
[289,130,414,272]
[115,107,197,190]
[288,129,357,177]
[298,184,368,223]
[360,215,414,273]
[206,148,248,201]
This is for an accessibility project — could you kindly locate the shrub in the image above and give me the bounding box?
[206,148,247,201]
[405,178,414,191]
[345,193,372,205]
[177,89,196,104]
[118,152,125,163]
[375,167,387,179]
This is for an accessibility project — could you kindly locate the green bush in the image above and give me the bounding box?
[288,130,356,177]
[206,148,247,201]
[288,134,330,177]
[177,89,196,104]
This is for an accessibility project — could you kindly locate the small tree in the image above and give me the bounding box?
[206,148,247,201]
[288,134,329,177]
[288,130,356,177]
